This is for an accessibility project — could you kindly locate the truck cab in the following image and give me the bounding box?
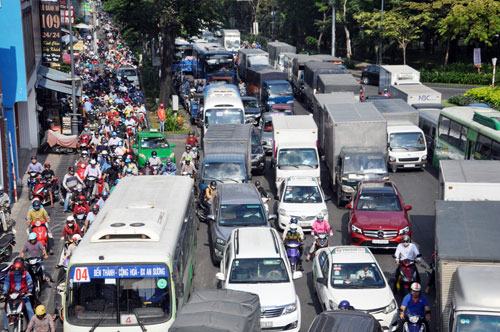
[387,125,427,172]
[262,80,293,111]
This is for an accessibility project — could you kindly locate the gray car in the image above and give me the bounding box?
[208,183,276,264]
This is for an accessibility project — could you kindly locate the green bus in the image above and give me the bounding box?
[433,106,500,167]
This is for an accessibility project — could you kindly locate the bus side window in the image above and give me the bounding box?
[475,134,493,160]
[438,116,450,140]
[492,140,500,160]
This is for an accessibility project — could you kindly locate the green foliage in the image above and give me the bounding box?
[448,94,480,106]
[465,87,500,109]
[421,70,495,85]
[343,58,357,69]
[164,108,185,132]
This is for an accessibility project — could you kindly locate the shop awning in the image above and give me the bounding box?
[38,65,74,81]
[37,77,82,96]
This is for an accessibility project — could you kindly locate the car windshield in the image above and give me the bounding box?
[229,258,289,283]
[268,84,292,97]
[343,154,387,174]
[203,162,246,182]
[205,54,233,73]
[356,192,402,211]
[226,39,240,49]
[140,136,169,149]
[205,109,244,125]
[67,265,170,326]
[219,204,266,226]
[283,185,322,203]
[248,55,269,67]
[330,262,385,289]
[278,148,318,168]
[455,314,500,332]
[389,132,426,151]
[119,69,137,77]
[243,99,259,109]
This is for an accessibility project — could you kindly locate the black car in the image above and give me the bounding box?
[361,65,380,85]
[251,127,266,174]
[308,311,383,332]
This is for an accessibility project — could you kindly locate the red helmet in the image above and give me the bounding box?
[78,195,86,201]
[97,176,104,184]
[13,258,24,271]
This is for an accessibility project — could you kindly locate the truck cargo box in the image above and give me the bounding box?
[371,99,419,126]
[317,74,359,94]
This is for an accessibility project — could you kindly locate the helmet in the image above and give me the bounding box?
[13,258,24,271]
[125,158,131,163]
[66,216,75,223]
[90,159,97,165]
[112,132,117,136]
[33,200,41,208]
[185,157,191,162]
[289,224,298,232]
[410,282,422,292]
[35,305,47,316]
[317,213,324,221]
[72,234,82,243]
[185,145,191,151]
[44,162,51,168]
[338,300,351,310]
[29,232,37,241]
[145,161,150,167]
[255,180,261,186]
[290,217,298,224]
[152,151,157,157]
[210,181,217,189]
[402,235,411,246]
[126,166,133,173]
[82,150,89,155]
[189,131,194,136]
[31,156,37,160]
[166,158,172,164]
[68,166,75,172]
[92,204,99,212]
[102,192,109,197]
[97,176,104,183]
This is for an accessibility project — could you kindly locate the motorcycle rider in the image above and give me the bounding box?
[25,156,43,175]
[57,234,82,268]
[0,185,11,231]
[61,216,83,242]
[83,204,99,233]
[283,224,304,271]
[338,300,355,310]
[20,232,51,282]
[62,167,84,215]
[27,200,50,225]
[306,213,332,261]
[122,156,138,176]
[84,159,102,181]
[148,151,162,171]
[399,282,431,330]
[185,132,198,148]
[1,257,35,330]
[26,304,55,332]
[282,217,305,241]
[139,161,155,175]
[108,131,122,148]
[91,176,110,200]
[162,158,177,175]
[180,157,196,176]
[40,163,56,208]
[180,145,196,166]
[202,181,217,211]
[96,191,109,210]
[394,235,422,285]
[76,150,90,166]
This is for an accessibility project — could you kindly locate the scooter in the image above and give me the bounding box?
[32,178,62,206]
[30,219,49,249]
[308,233,330,260]
[4,292,27,332]
[0,232,16,262]
[85,175,97,198]
[25,257,44,300]
[285,240,302,272]
[27,172,39,200]
[74,211,87,229]
[402,313,427,332]
[396,259,420,295]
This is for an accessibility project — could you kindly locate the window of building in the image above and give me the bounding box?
[22,8,36,78]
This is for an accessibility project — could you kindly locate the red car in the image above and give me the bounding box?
[347,180,412,248]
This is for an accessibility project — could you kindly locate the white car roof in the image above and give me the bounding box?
[232,227,283,259]
[325,246,377,264]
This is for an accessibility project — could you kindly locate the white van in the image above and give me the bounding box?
[117,65,139,87]
[216,227,303,332]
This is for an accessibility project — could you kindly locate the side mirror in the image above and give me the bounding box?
[207,214,215,221]
[215,272,225,281]
[171,143,176,147]
[320,155,326,161]
[268,214,277,220]
[346,203,353,209]
[324,196,331,201]
[316,277,326,285]
[175,281,184,298]
[405,205,412,211]
[271,158,276,167]
[292,271,303,280]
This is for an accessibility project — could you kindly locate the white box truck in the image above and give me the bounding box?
[435,200,500,332]
[272,115,320,189]
[221,29,240,52]
[378,65,441,106]
[439,160,500,201]
[372,99,428,172]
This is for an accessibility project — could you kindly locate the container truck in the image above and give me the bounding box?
[435,200,500,332]
[439,160,500,201]
[317,73,359,96]
[221,29,240,52]
[371,99,428,172]
[303,62,347,108]
[201,124,252,191]
[321,103,388,206]
[245,67,293,110]
[378,65,441,106]
[272,115,320,189]
[237,49,269,82]
[267,42,296,71]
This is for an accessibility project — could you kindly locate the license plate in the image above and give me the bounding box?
[403,164,415,168]
[372,239,389,244]
[300,221,312,227]
[261,321,273,328]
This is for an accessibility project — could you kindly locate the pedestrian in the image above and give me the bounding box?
[157,103,166,132]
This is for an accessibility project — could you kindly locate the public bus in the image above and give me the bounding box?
[192,42,236,82]
[63,176,197,332]
[202,84,245,134]
[433,106,500,167]
[173,38,195,73]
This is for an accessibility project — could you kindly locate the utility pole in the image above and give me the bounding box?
[330,0,335,57]
[68,0,79,135]
[493,58,498,87]
[271,3,275,41]
[378,0,384,65]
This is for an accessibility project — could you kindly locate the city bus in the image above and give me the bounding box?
[173,38,195,73]
[202,84,245,134]
[63,176,197,332]
[433,106,500,167]
[192,42,236,82]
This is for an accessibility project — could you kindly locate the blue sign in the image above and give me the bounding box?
[71,265,168,282]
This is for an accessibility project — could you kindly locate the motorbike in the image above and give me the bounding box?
[27,172,39,200]
[309,233,330,259]
[25,257,44,300]
[285,240,302,272]
[402,313,427,332]
[4,292,27,332]
[32,178,62,206]
[0,261,12,291]
[78,134,91,153]
[396,259,420,295]
[30,219,49,249]
[85,175,97,197]
[0,232,16,262]
[74,210,87,229]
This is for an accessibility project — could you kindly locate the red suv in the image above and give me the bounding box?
[347,180,412,248]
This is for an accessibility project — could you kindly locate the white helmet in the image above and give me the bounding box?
[410,282,422,292]
[290,224,298,231]
[317,213,325,220]
[66,215,75,223]
[72,234,82,243]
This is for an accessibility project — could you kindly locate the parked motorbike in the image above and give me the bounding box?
[0,261,12,291]
[402,313,427,332]
[25,257,44,300]
[285,240,302,272]
[0,232,16,262]
[3,292,27,332]
[396,259,420,295]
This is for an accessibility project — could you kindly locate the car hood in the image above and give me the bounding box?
[353,211,409,229]
[328,286,394,311]
[228,282,296,307]
[280,202,325,216]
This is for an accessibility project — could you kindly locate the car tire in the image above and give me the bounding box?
[362,76,369,85]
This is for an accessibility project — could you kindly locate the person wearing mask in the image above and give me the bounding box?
[283,223,304,271]
[20,233,51,282]
[394,235,422,286]
[84,159,102,180]
[26,156,43,175]
[26,304,55,332]
[2,258,35,330]
[202,181,217,211]
[157,103,166,132]
[76,150,90,165]
[148,151,163,173]
[96,191,109,209]
[61,216,83,242]
[196,81,205,93]
[57,234,82,268]
[27,200,50,225]
[180,157,196,176]
[139,161,155,175]
[282,217,305,241]
[382,88,391,98]
[122,157,138,176]
[161,158,176,175]
[306,213,333,261]
[108,131,122,148]
[400,282,431,330]
[113,140,126,157]
[83,205,99,233]
[180,145,196,166]
[41,163,56,208]
[91,176,110,200]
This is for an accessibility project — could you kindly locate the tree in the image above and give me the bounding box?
[354,10,381,61]
[313,0,333,53]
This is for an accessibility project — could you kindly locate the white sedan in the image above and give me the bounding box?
[312,246,399,331]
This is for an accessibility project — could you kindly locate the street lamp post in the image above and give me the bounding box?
[492,58,497,87]
[68,0,79,135]
[330,0,335,57]
[378,0,384,65]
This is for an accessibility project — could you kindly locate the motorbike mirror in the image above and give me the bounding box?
[207,215,215,221]
[274,196,279,200]
[324,195,331,201]
[292,271,303,280]
[171,143,176,147]
[405,205,412,211]
[268,214,277,220]
[346,203,353,209]
[316,277,326,285]
[215,272,225,281]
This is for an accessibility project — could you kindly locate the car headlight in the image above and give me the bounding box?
[283,302,297,315]
[321,209,328,216]
[341,185,355,193]
[389,156,396,162]
[287,100,293,104]
[351,224,362,234]
[384,299,397,314]
[138,153,146,160]
[268,101,275,105]
[399,226,410,235]
[278,208,287,216]
[216,238,226,245]
[422,155,427,161]
[341,177,348,181]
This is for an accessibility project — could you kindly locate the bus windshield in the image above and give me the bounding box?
[389,132,426,151]
[205,54,233,73]
[67,265,171,326]
[205,109,244,125]
[277,148,318,168]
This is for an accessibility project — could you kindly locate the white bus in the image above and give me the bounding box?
[63,176,197,332]
[202,84,245,134]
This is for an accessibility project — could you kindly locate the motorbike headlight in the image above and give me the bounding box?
[287,100,293,104]
[341,185,355,193]
[384,299,397,314]
[399,226,410,235]
[278,208,287,216]
[351,224,362,234]
[422,155,427,161]
[268,101,275,105]
[283,302,297,315]
[216,238,226,246]
[389,156,396,162]
[138,153,146,160]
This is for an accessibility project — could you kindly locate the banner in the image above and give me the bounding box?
[40,0,62,63]
[473,48,481,68]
